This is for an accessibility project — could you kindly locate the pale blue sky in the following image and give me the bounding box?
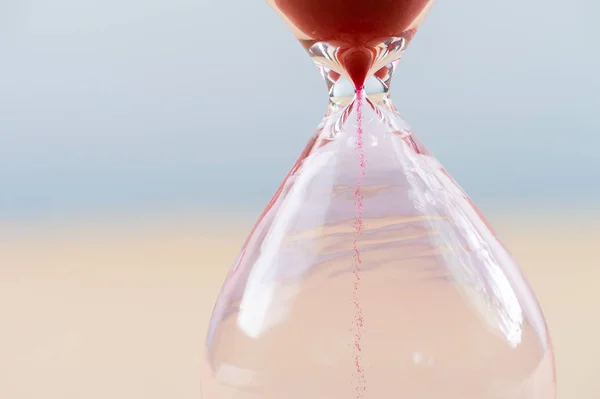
[0,0,598,220]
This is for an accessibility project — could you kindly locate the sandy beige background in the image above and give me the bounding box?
[0,211,598,398]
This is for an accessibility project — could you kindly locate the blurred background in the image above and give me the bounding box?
[0,0,598,398]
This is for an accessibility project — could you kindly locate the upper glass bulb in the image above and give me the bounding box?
[266,0,433,86]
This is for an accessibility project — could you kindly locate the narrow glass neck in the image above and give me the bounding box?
[305,31,416,112]
[319,64,398,112]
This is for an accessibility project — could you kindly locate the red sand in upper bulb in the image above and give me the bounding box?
[275,0,432,87]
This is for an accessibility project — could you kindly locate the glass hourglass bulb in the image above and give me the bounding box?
[200,1,557,398]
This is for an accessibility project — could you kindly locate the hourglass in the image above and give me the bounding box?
[201,1,557,398]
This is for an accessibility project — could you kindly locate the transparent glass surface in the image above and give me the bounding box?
[200,1,557,398]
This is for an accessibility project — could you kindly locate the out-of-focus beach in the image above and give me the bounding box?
[0,211,597,399]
